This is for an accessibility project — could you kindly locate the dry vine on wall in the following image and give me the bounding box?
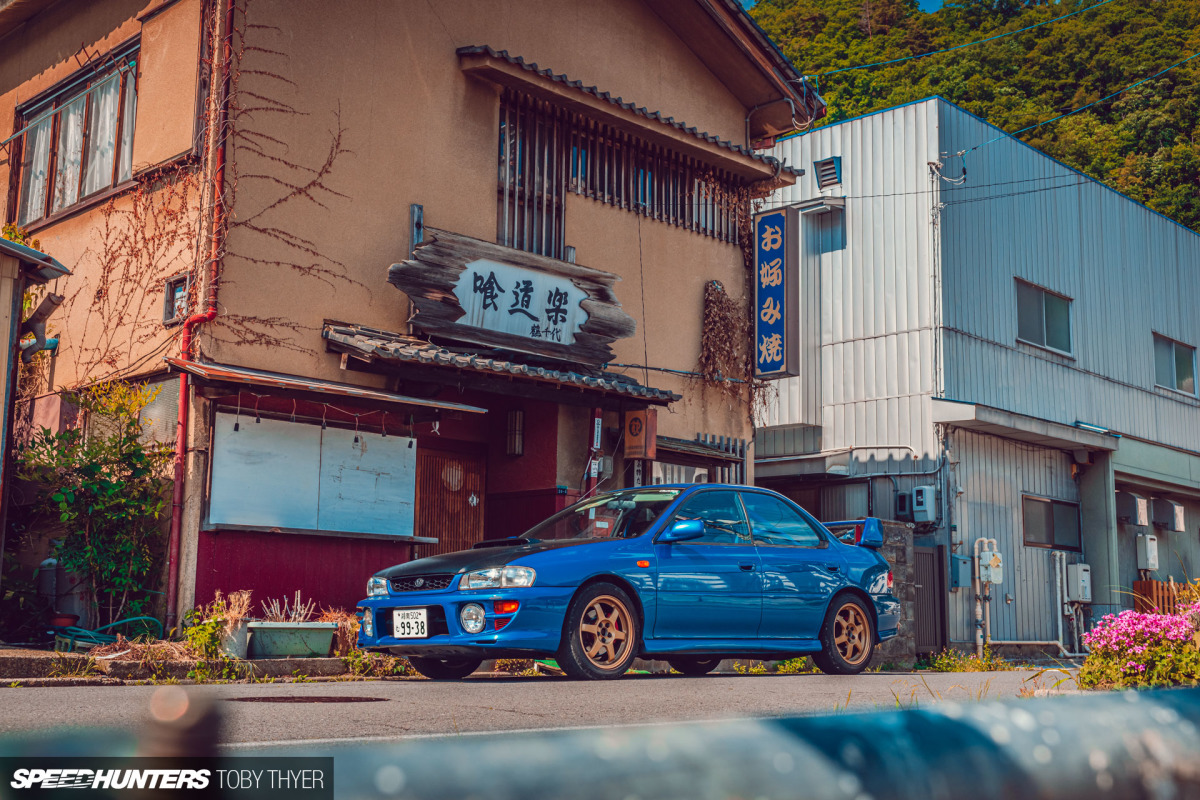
[203,0,358,357]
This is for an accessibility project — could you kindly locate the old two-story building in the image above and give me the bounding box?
[0,0,824,620]
[755,97,1200,656]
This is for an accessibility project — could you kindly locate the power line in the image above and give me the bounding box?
[756,173,1086,206]
[965,49,1200,154]
[817,0,1119,77]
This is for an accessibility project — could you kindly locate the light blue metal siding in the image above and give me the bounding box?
[762,98,941,466]
[948,429,1081,643]
[936,101,1200,449]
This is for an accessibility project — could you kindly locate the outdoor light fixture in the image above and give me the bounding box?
[460,603,486,634]
[1074,420,1110,434]
[507,409,524,456]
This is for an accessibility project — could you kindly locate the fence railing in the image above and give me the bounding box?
[1133,578,1181,612]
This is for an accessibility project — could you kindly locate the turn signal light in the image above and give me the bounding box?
[493,600,520,614]
[636,560,650,568]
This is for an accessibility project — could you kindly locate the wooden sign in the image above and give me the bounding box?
[624,409,657,460]
[753,207,800,378]
[388,228,636,366]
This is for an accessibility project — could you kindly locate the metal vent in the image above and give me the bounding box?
[813,157,842,188]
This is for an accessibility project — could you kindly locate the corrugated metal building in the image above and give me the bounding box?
[758,97,1200,653]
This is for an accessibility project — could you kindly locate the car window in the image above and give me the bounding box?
[671,490,751,545]
[520,489,681,541]
[740,492,824,547]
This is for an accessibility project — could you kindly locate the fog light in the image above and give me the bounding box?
[494,600,520,614]
[361,610,374,638]
[460,603,486,634]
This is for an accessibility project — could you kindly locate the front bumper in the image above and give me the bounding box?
[357,583,576,658]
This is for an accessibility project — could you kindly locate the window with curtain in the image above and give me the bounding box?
[15,45,138,227]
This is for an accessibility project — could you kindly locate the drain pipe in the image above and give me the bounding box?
[165,0,233,627]
[972,536,997,657]
[984,550,1088,659]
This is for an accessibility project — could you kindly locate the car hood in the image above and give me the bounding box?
[376,538,601,578]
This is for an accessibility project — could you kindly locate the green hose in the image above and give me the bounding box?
[51,616,164,651]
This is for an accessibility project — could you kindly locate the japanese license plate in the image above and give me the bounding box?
[392,608,429,639]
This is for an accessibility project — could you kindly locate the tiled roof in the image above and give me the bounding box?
[457,45,803,178]
[323,324,681,405]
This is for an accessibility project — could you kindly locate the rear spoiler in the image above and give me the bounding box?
[823,518,884,549]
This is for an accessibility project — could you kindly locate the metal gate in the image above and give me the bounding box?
[415,448,486,557]
[914,546,947,654]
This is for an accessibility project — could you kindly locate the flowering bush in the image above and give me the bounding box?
[1078,603,1200,688]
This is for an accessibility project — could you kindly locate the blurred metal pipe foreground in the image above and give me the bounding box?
[286,688,1200,800]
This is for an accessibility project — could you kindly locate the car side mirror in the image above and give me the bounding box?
[659,519,704,543]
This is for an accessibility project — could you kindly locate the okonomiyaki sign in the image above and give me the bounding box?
[456,258,589,345]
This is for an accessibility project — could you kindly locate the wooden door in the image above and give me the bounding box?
[914,545,948,654]
[415,448,486,557]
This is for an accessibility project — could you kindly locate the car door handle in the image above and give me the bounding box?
[739,562,756,572]
[825,564,841,573]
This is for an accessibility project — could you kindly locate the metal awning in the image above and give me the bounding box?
[0,238,70,283]
[163,357,486,415]
[931,398,1119,453]
[657,436,743,463]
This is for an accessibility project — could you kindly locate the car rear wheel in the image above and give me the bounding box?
[557,583,639,680]
[667,657,721,676]
[407,656,483,680]
[812,595,875,675]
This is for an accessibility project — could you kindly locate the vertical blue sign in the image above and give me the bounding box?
[753,208,797,378]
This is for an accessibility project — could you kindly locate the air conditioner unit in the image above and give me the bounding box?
[895,492,914,522]
[1136,534,1159,571]
[912,485,938,523]
[1151,498,1184,532]
[1065,563,1092,603]
[1116,491,1149,526]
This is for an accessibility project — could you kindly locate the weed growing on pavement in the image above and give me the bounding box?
[342,649,410,677]
[494,659,535,674]
[8,681,22,688]
[775,657,819,674]
[49,654,100,678]
[925,646,1024,672]
[733,660,769,675]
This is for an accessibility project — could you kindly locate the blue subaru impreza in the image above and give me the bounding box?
[357,484,899,680]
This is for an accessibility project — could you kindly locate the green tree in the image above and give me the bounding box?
[18,382,172,628]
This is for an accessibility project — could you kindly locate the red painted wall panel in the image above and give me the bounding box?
[194,530,412,613]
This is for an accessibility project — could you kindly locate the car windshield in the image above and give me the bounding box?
[520,489,683,541]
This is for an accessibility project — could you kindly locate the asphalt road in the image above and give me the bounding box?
[0,670,1066,750]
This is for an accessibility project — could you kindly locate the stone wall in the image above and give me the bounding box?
[871,520,917,669]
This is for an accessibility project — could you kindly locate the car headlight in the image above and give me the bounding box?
[460,603,486,634]
[461,566,536,590]
[367,576,389,597]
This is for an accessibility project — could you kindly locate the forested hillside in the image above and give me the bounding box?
[750,0,1200,232]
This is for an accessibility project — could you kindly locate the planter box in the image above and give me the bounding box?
[246,621,337,659]
[220,619,250,659]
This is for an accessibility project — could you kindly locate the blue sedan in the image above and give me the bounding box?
[357,484,899,680]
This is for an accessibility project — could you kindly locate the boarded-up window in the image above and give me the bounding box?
[139,377,180,445]
[130,0,203,171]
[208,412,416,537]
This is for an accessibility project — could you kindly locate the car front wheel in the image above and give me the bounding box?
[407,656,483,680]
[812,595,875,675]
[557,582,640,680]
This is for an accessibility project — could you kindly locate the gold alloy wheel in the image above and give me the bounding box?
[833,602,870,666]
[579,594,632,670]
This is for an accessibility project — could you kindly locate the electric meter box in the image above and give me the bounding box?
[1065,563,1092,603]
[950,554,972,589]
[978,550,1003,585]
[895,492,914,522]
[1136,534,1159,571]
[912,485,938,523]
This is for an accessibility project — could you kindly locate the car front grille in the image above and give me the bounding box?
[391,574,455,592]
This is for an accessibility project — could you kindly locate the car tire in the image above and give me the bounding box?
[557,582,640,680]
[667,657,721,676]
[811,595,875,676]
[407,656,483,680]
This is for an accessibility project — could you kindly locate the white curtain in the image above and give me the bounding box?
[17,115,52,226]
[117,74,136,183]
[51,96,86,213]
[82,75,120,197]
